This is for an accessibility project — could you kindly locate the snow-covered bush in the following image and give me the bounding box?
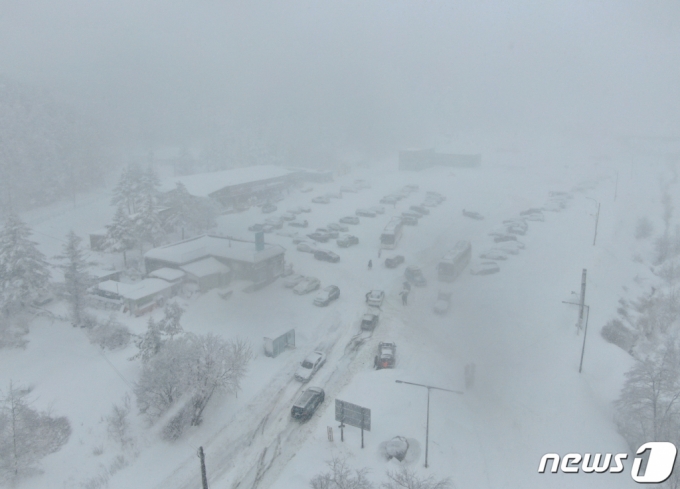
[88,315,131,350]
[310,456,374,489]
[382,468,451,489]
[0,315,29,350]
[601,319,638,353]
[635,217,653,240]
[107,395,132,448]
[0,383,71,483]
[134,334,252,436]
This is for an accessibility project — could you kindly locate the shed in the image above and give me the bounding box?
[180,257,231,292]
[96,279,176,316]
[148,267,186,284]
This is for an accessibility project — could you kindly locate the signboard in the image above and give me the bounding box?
[263,329,295,358]
[335,399,371,431]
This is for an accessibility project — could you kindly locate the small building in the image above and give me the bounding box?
[96,279,176,316]
[89,229,108,251]
[180,257,231,292]
[398,149,481,171]
[148,267,186,284]
[144,234,285,285]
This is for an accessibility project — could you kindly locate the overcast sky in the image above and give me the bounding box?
[1,1,678,151]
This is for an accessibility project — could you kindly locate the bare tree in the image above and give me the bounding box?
[382,468,452,489]
[106,394,132,449]
[310,456,374,489]
[0,382,71,483]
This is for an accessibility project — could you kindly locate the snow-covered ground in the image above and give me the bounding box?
[2,150,671,488]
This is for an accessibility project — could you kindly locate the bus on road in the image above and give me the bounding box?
[438,240,472,282]
[380,218,403,250]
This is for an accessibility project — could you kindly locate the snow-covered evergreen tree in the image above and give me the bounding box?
[160,182,215,238]
[158,302,184,339]
[134,195,166,252]
[0,215,51,314]
[105,205,137,266]
[111,164,142,214]
[130,317,164,363]
[54,231,92,326]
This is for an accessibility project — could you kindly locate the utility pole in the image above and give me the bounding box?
[593,203,600,246]
[395,380,462,468]
[577,269,587,332]
[614,171,618,201]
[579,305,591,374]
[198,446,209,489]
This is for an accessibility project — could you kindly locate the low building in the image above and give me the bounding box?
[95,279,176,316]
[398,149,481,171]
[148,267,186,284]
[180,257,231,292]
[144,234,285,285]
[89,229,108,251]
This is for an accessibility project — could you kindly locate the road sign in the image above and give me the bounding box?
[335,399,371,431]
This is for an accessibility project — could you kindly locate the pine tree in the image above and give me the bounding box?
[134,195,165,252]
[105,205,137,266]
[0,215,51,314]
[160,182,215,238]
[130,317,164,363]
[54,231,92,326]
[111,165,140,214]
[158,301,184,339]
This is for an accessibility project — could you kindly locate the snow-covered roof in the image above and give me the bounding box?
[148,267,186,282]
[144,235,284,266]
[180,257,230,278]
[97,279,174,301]
[159,165,301,197]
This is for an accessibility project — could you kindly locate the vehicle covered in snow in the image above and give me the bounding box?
[293,277,321,295]
[291,387,325,421]
[289,219,309,228]
[296,241,318,253]
[433,291,452,315]
[385,255,405,268]
[314,285,340,306]
[261,203,277,214]
[336,234,359,248]
[470,261,500,275]
[361,312,379,331]
[365,290,385,307]
[284,274,307,288]
[295,352,326,382]
[479,249,508,261]
[374,342,396,370]
[356,208,377,217]
[340,216,360,225]
[307,232,330,243]
[405,265,427,286]
[312,196,330,204]
[462,209,484,220]
[313,249,340,263]
[328,223,349,232]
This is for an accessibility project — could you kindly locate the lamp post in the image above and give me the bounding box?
[586,197,600,246]
[395,380,462,468]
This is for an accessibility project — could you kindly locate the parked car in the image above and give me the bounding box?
[506,224,527,236]
[328,223,349,232]
[281,212,296,221]
[299,205,312,213]
[524,212,545,222]
[262,224,275,233]
[404,184,419,192]
[326,191,343,199]
[401,215,418,226]
[337,234,359,247]
[295,352,327,382]
[380,196,399,205]
[284,274,307,288]
[366,289,385,307]
[293,277,321,295]
[463,209,484,220]
[312,196,330,204]
[300,186,314,193]
[307,232,330,243]
[262,203,277,214]
[314,249,340,263]
[314,285,340,306]
[340,216,360,225]
[520,208,543,216]
[493,234,517,243]
[374,342,396,370]
[410,205,429,215]
[288,207,303,215]
[542,202,563,212]
[470,261,500,275]
[495,242,521,254]
[248,223,264,232]
[361,312,379,331]
[340,185,358,193]
[297,241,318,253]
[369,205,385,215]
[276,230,299,238]
[316,227,339,239]
[264,218,283,229]
[289,220,309,228]
[433,291,452,315]
[479,249,508,261]
[405,265,427,286]
[385,255,405,268]
[290,387,325,421]
[356,208,377,217]
[354,179,371,189]
[422,199,438,208]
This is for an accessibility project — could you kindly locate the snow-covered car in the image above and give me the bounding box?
[261,203,277,214]
[404,184,419,192]
[307,232,330,243]
[248,223,264,232]
[374,342,396,369]
[316,227,339,239]
[298,205,312,213]
[294,352,327,382]
[433,291,452,315]
[506,224,527,235]
[340,216,360,225]
[421,199,438,207]
[291,387,324,421]
[405,265,427,286]
[340,185,358,193]
[365,290,385,307]
[284,274,307,288]
[313,285,340,306]
[313,249,340,263]
[524,212,545,222]
[369,206,385,215]
[336,234,359,247]
[288,207,303,215]
[328,223,349,232]
[495,241,523,254]
[264,218,283,229]
[380,196,399,205]
[354,179,371,189]
[463,209,484,220]
[503,218,528,229]
[296,242,318,253]
[410,205,429,215]
[275,230,299,238]
[326,191,343,199]
[385,255,405,268]
[288,220,309,228]
[281,212,296,221]
[356,208,377,217]
[493,234,517,243]
[400,215,418,226]
[470,261,500,275]
[520,208,544,216]
[479,249,508,261]
[361,312,379,331]
[312,196,330,204]
[293,277,321,295]
[262,224,275,233]
[292,236,308,244]
[543,201,563,212]
[300,186,314,193]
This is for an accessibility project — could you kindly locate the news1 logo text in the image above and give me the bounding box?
[538,442,678,483]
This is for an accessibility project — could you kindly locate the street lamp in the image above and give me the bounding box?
[585,197,600,246]
[395,380,463,468]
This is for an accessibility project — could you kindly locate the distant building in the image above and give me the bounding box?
[95,279,176,316]
[144,234,285,285]
[398,149,481,171]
